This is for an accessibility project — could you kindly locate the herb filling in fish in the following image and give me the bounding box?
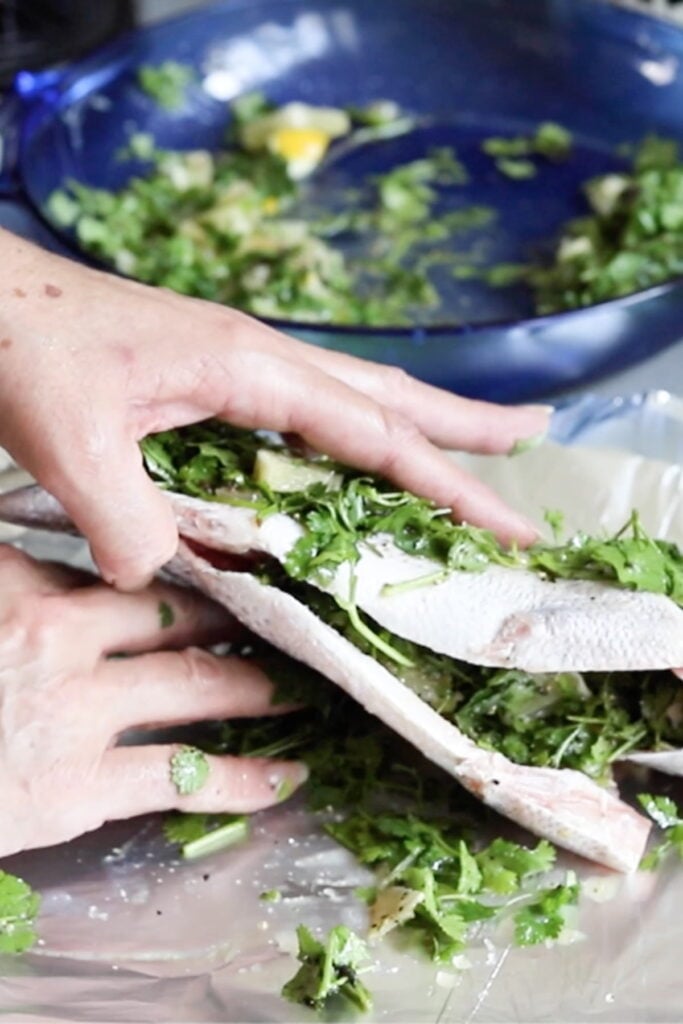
[140,422,683,786]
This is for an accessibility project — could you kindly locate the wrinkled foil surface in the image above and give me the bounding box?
[1,390,682,1023]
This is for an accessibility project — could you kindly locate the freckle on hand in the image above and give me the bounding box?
[12,288,26,298]
[0,338,12,350]
[44,283,62,298]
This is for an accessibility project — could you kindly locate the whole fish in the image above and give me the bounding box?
[3,482,683,871]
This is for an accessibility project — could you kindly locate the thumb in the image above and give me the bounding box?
[46,438,178,591]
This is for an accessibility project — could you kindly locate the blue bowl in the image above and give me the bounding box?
[5,0,683,401]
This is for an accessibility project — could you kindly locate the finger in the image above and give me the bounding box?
[262,340,552,454]
[101,651,290,732]
[96,746,309,817]
[200,351,538,545]
[143,303,550,455]
[62,580,238,656]
[674,669,683,680]
[33,420,178,591]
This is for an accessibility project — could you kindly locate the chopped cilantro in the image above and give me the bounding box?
[169,746,209,796]
[260,888,282,903]
[482,122,573,177]
[137,61,194,110]
[282,925,373,1013]
[530,133,683,312]
[0,871,40,955]
[201,644,592,1002]
[45,98,482,327]
[508,431,546,457]
[638,793,683,869]
[544,508,565,542]
[495,157,537,180]
[513,874,580,945]
[158,600,174,628]
[327,809,570,962]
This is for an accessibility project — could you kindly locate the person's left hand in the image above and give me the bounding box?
[0,545,307,858]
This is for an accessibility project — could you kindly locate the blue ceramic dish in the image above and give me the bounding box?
[3,0,683,401]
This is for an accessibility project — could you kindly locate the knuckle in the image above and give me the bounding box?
[380,364,413,401]
[176,646,222,689]
[0,593,64,656]
[375,409,422,474]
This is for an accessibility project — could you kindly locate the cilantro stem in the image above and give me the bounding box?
[381,570,449,597]
[181,817,249,860]
[550,725,583,768]
[335,589,413,667]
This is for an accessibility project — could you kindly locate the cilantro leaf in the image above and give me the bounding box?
[638,793,683,870]
[169,746,209,796]
[0,872,40,955]
[282,925,373,1013]
[158,600,174,628]
[137,61,194,110]
[514,877,579,946]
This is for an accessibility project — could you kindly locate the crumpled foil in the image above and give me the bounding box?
[1,390,682,1023]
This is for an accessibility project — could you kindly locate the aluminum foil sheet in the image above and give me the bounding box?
[1,390,682,1023]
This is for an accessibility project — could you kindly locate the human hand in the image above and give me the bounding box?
[0,230,549,589]
[0,545,307,858]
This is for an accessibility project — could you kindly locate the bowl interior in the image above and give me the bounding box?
[18,0,683,328]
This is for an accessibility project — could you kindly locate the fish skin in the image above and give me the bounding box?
[330,540,683,673]
[144,492,683,673]
[2,486,680,674]
[166,540,651,872]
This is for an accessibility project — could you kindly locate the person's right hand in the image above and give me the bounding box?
[0,545,307,858]
[0,230,550,591]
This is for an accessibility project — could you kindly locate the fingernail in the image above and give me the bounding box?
[101,566,155,591]
[508,431,547,457]
[507,512,541,543]
[271,763,309,802]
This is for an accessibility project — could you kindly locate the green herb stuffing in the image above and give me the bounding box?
[282,925,373,1013]
[142,423,683,782]
[141,422,683,608]
[137,61,195,110]
[263,577,683,786]
[169,745,210,796]
[530,134,683,312]
[46,96,491,327]
[49,107,683,320]
[0,871,40,955]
